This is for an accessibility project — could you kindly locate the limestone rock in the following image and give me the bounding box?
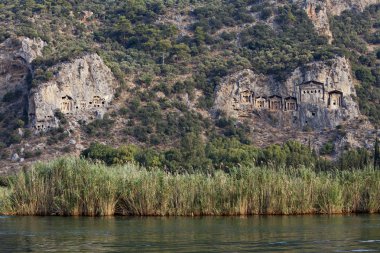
[33,143,45,151]
[286,56,359,129]
[28,53,117,131]
[17,128,24,137]
[0,37,45,97]
[213,70,275,119]
[14,37,46,64]
[11,153,19,162]
[294,0,378,43]
[302,0,333,42]
[75,144,85,150]
[1,37,45,64]
[324,0,378,16]
[213,57,360,130]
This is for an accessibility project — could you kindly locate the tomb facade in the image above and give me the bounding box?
[61,95,73,113]
[268,95,283,111]
[28,54,117,130]
[214,57,360,131]
[240,90,254,104]
[328,90,343,109]
[255,97,268,109]
[285,97,297,111]
[298,80,325,105]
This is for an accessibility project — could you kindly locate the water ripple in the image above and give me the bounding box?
[359,240,380,243]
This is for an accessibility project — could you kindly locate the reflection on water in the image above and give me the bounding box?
[0,215,379,252]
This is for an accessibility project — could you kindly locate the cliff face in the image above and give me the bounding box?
[28,54,117,131]
[214,57,359,130]
[286,57,359,129]
[0,37,45,97]
[295,0,378,42]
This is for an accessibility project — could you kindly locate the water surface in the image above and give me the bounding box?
[0,215,379,252]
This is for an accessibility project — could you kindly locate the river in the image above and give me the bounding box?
[0,215,379,252]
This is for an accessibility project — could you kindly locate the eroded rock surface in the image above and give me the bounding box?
[214,57,360,130]
[295,0,378,43]
[28,54,117,131]
[0,37,45,97]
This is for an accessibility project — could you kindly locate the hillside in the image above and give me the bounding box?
[0,0,379,174]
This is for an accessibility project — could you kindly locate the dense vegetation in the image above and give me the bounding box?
[0,1,378,169]
[0,158,379,216]
[81,139,379,173]
[331,4,380,124]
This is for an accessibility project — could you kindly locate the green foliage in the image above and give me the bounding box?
[330,5,380,124]
[80,138,375,173]
[215,117,251,144]
[46,127,69,145]
[256,140,316,169]
[338,148,371,171]
[0,176,9,187]
[240,5,332,80]
[206,137,257,171]
[320,141,335,156]
[54,110,67,125]
[24,149,42,159]
[83,115,114,137]
[175,133,212,172]
[0,0,378,162]
[81,142,138,166]
[260,8,273,20]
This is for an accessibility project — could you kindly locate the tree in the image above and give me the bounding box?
[81,143,138,166]
[157,39,172,64]
[170,43,191,62]
[194,27,206,45]
[179,133,212,172]
[24,0,36,10]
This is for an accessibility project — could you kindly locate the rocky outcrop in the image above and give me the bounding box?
[0,37,45,97]
[10,37,46,64]
[295,0,378,43]
[302,0,333,43]
[213,70,275,119]
[28,54,117,131]
[213,57,360,130]
[286,57,359,129]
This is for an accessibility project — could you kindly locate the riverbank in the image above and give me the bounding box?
[0,158,379,216]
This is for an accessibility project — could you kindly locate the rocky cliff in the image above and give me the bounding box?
[214,57,360,130]
[213,56,375,151]
[0,38,118,173]
[28,54,117,131]
[295,0,378,42]
[0,37,45,97]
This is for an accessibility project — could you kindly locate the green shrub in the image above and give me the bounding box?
[320,142,335,155]
[81,142,138,166]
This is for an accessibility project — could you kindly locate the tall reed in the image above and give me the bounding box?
[0,186,11,214]
[1,158,380,216]
[8,158,119,216]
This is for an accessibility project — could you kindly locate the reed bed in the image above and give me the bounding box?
[0,186,11,214]
[0,158,379,216]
